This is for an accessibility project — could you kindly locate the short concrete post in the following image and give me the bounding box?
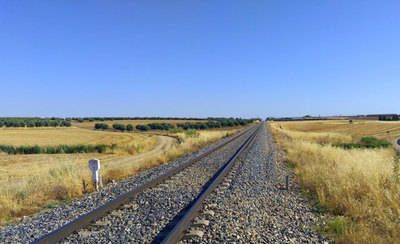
[89,159,101,191]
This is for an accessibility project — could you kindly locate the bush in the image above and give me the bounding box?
[16,145,43,154]
[184,129,199,138]
[0,145,16,154]
[379,114,400,121]
[0,118,71,128]
[169,127,184,133]
[0,144,110,154]
[112,124,126,131]
[126,124,134,131]
[325,216,348,235]
[136,124,151,131]
[176,118,255,131]
[360,137,391,148]
[147,123,175,130]
[135,123,174,131]
[94,123,109,130]
[335,137,391,149]
[94,144,108,153]
[132,118,255,132]
[61,120,72,127]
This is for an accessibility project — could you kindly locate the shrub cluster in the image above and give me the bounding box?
[112,123,126,131]
[378,114,400,121]
[147,123,175,130]
[95,118,256,132]
[72,117,205,122]
[110,123,134,132]
[134,118,256,132]
[177,118,255,130]
[94,123,109,130]
[135,123,173,131]
[184,129,200,138]
[126,124,134,131]
[335,137,391,149]
[0,144,108,155]
[136,124,151,131]
[0,118,71,128]
[135,123,174,131]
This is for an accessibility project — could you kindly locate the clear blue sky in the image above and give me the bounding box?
[1,1,399,118]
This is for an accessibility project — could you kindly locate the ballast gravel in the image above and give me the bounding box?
[182,124,330,243]
[64,128,253,243]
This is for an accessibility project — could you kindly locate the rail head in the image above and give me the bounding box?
[160,124,261,244]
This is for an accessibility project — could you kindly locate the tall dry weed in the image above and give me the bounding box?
[270,122,400,243]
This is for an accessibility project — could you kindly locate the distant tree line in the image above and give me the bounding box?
[378,114,400,121]
[176,118,254,130]
[0,144,108,155]
[265,116,326,121]
[0,118,71,128]
[94,118,258,132]
[72,117,206,122]
[135,118,257,131]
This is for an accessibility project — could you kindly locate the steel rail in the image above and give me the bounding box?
[33,124,258,244]
[160,124,261,244]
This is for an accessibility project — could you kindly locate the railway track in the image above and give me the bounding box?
[33,124,261,243]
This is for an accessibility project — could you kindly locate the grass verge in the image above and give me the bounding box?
[270,122,400,243]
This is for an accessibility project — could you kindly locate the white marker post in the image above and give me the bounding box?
[89,159,101,191]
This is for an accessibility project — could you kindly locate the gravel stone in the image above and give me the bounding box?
[182,124,330,243]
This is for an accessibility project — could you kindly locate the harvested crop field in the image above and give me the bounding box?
[0,127,155,147]
[278,120,400,144]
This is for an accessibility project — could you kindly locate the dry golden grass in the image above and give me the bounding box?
[73,119,206,130]
[270,121,400,243]
[0,127,238,225]
[279,120,400,144]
